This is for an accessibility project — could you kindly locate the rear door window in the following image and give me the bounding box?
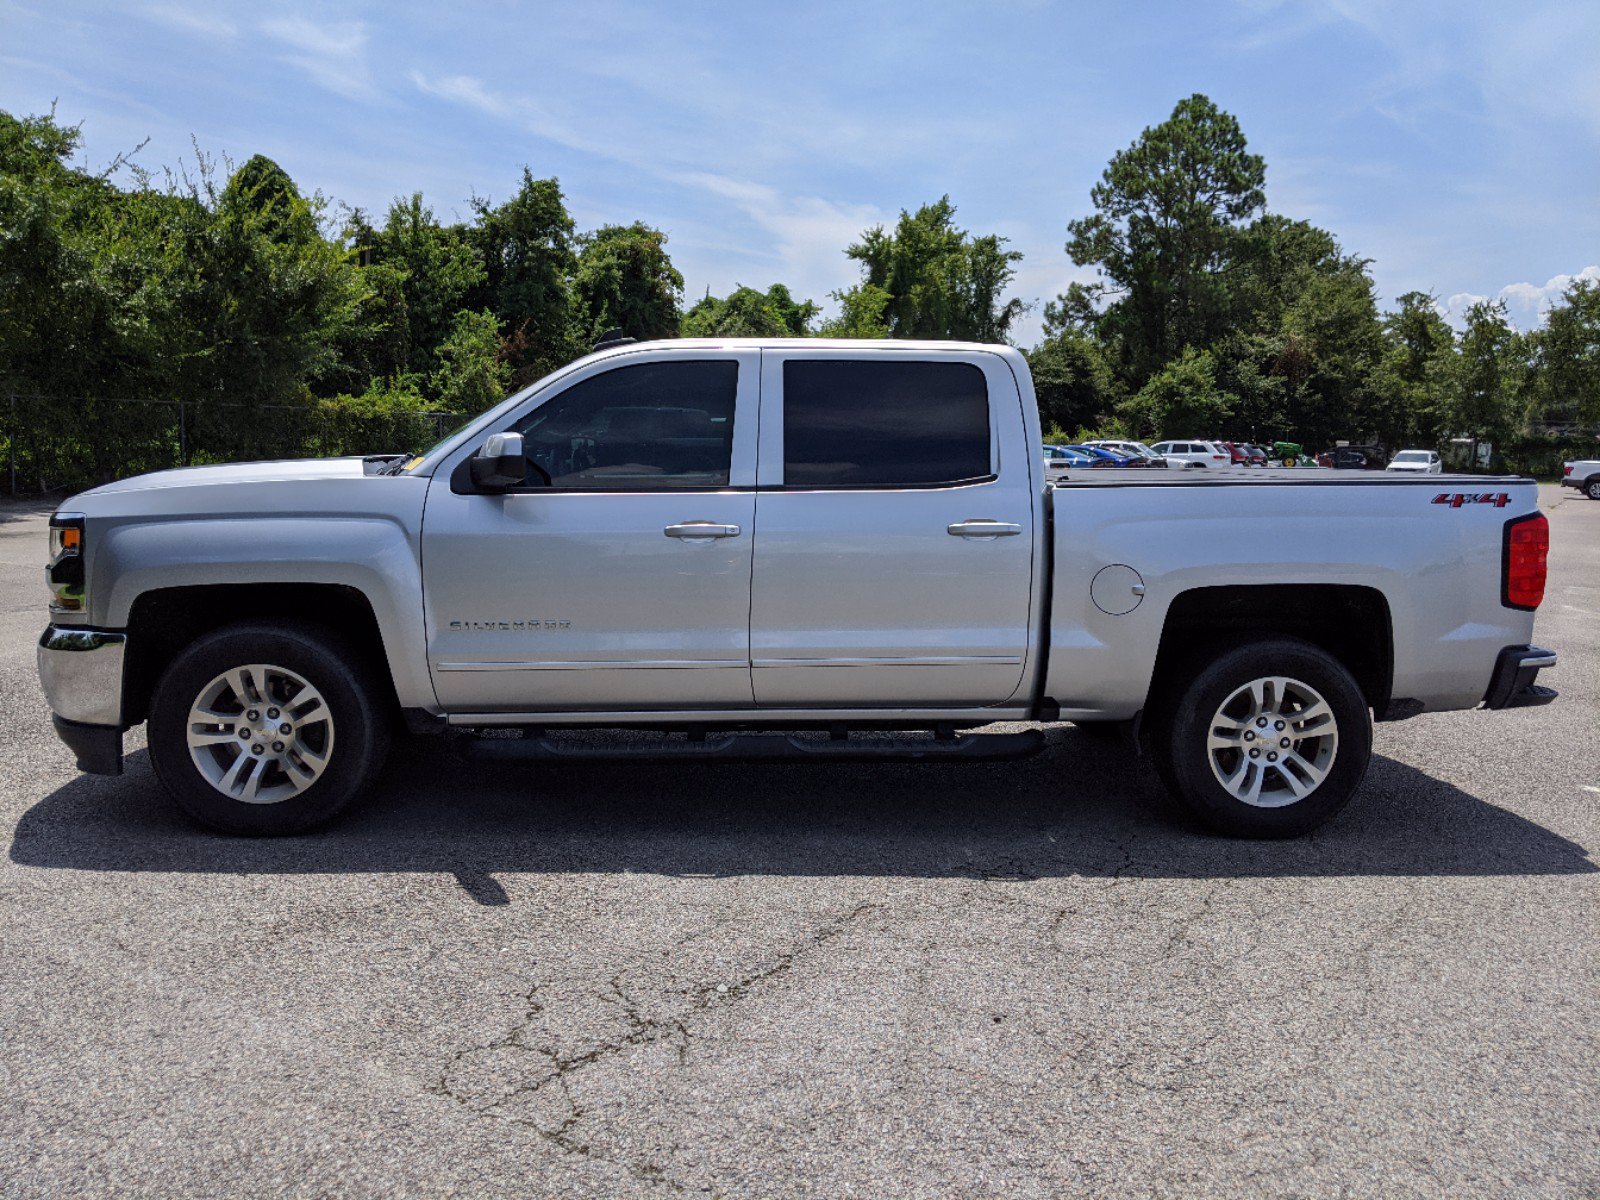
[782,360,991,488]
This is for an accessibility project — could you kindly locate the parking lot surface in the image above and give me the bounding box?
[2,486,1596,1198]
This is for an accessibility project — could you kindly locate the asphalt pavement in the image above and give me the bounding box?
[1,485,1595,1198]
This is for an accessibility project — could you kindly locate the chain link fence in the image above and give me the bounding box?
[3,393,471,496]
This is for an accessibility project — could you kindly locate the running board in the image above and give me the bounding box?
[456,729,1045,764]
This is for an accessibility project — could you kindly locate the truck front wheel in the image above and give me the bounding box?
[1152,638,1371,837]
[148,621,390,835]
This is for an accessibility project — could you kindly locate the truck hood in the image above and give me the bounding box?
[73,458,372,498]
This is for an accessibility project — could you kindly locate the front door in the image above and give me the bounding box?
[422,351,759,713]
[749,349,1037,707]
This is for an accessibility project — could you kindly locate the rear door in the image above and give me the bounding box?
[748,348,1036,707]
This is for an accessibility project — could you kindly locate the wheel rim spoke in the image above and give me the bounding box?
[1207,674,1339,809]
[186,662,335,806]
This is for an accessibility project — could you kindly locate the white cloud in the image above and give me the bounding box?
[406,71,508,119]
[672,172,886,306]
[259,16,374,102]
[1441,266,1599,327]
[141,4,237,41]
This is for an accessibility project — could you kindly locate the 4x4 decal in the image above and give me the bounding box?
[1432,492,1512,508]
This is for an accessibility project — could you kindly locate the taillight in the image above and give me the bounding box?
[1563,465,1573,477]
[1502,512,1548,611]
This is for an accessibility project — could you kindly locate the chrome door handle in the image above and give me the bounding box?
[664,522,742,539]
[948,520,1023,538]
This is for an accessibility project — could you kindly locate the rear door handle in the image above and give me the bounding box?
[948,520,1023,538]
[664,522,742,539]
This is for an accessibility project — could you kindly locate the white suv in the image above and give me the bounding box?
[1149,440,1233,468]
[1385,450,1442,474]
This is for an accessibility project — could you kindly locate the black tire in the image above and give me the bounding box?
[1586,477,1600,500]
[1148,637,1372,838]
[148,621,390,835]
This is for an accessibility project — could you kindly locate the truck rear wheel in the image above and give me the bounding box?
[148,621,390,835]
[1151,638,1371,837]
[1586,477,1600,500]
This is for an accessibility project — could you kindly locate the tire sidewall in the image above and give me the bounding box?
[1164,639,1372,838]
[1586,478,1600,500]
[148,622,387,835]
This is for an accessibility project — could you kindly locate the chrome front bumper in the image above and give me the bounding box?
[38,625,127,726]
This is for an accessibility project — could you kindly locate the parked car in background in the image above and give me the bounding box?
[1149,440,1233,468]
[1064,444,1133,467]
[1562,458,1600,499]
[1386,450,1442,475]
[1317,447,1385,470]
[1220,441,1252,467]
[1042,445,1099,470]
[1240,444,1270,466]
[1084,439,1167,467]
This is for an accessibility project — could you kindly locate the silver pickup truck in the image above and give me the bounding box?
[39,339,1557,838]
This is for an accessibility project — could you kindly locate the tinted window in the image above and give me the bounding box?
[783,360,990,487]
[513,361,737,489]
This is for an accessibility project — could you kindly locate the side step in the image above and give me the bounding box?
[456,729,1045,764]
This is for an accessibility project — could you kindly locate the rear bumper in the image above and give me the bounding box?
[1482,644,1558,710]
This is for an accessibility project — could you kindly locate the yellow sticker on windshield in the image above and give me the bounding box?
[401,456,424,472]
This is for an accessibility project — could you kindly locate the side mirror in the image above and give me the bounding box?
[469,432,528,491]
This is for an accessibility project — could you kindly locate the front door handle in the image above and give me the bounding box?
[948,520,1023,539]
[664,522,742,539]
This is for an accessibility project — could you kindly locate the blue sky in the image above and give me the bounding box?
[4,0,1597,343]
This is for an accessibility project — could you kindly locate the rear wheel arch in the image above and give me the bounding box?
[1146,584,1394,717]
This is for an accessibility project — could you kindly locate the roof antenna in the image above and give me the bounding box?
[593,327,635,351]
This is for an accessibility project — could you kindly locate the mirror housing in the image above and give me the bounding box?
[469,432,528,491]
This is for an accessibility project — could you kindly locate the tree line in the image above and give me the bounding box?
[1,97,1596,490]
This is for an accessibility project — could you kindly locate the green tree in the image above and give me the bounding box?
[1453,301,1528,455]
[1368,291,1458,449]
[1530,279,1600,429]
[572,222,683,341]
[431,308,510,414]
[370,194,485,375]
[1064,94,1266,384]
[1118,347,1236,440]
[470,170,578,383]
[845,196,1023,341]
[1026,328,1119,434]
[817,283,893,338]
[220,154,320,245]
[682,283,818,337]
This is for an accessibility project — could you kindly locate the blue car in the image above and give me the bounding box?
[1062,444,1129,467]
[1042,444,1099,469]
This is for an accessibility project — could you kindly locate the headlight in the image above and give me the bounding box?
[47,512,87,613]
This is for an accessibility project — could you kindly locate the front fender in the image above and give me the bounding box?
[91,516,436,710]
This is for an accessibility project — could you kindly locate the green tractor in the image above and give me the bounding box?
[1272,441,1311,468]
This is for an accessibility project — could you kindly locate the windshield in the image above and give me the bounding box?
[1394,451,1429,463]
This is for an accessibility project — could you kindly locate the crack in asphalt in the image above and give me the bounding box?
[426,901,880,1194]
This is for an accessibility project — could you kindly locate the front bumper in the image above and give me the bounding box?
[38,625,126,775]
[1482,644,1558,710]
